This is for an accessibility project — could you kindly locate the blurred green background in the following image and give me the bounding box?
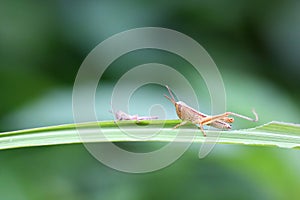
[1,0,300,199]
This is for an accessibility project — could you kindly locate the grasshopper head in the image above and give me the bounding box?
[175,101,187,119]
[175,102,182,118]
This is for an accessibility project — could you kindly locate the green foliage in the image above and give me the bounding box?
[1,120,299,150]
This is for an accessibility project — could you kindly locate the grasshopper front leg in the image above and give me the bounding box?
[173,121,188,129]
[198,125,207,137]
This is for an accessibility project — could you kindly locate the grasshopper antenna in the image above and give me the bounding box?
[164,85,177,105]
[109,101,113,113]
[109,102,120,122]
[109,102,117,118]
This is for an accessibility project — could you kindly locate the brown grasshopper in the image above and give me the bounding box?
[164,85,258,136]
[114,110,158,122]
[110,109,158,123]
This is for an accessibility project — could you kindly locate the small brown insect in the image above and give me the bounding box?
[110,109,158,123]
[164,85,258,136]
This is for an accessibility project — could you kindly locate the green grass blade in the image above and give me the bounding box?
[0,120,300,150]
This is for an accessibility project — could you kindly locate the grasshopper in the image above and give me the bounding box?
[110,109,158,123]
[113,110,158,122]
[164,85,258,136]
